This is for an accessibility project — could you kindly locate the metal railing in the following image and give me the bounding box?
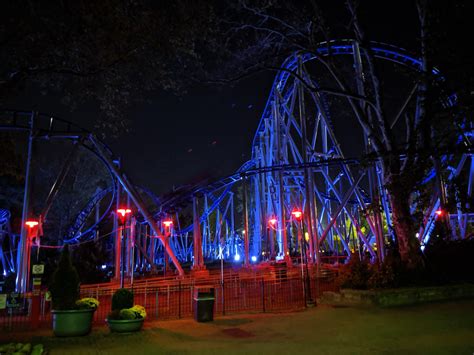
[0,271,338,332]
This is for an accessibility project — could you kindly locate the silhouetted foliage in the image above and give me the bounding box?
[111,288,134,311]
[425,227,474,284]
[49,245,80,310]
[0,1,217,136]
[337,254,371,290]
[73,240,111,284]
[368,249,403,289]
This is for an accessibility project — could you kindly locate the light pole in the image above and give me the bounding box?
[162,219,173,276]
[268,217,277,261]
[291,209,315,307]
[117,208,131,288]
[25,220,39,290]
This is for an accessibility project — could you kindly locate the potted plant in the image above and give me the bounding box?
[106,288,146,332]
[49,245,99,336]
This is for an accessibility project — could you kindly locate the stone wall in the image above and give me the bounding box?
[320,284,474,307]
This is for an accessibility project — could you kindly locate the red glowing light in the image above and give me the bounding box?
[162,220,173,228]
[291,210,303,221]
[117,208,132,217]
[25,220,39,228]
[435,209,443,216]
[268,218,277,226]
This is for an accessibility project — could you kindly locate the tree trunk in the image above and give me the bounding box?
[387,177,424,271]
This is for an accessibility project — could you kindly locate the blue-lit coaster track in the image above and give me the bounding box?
[1,39,472,292]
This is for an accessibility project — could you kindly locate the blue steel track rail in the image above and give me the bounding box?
[251,39,452,153]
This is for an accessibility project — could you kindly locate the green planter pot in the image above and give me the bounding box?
[106,318,144,333]
[51,308,95,337]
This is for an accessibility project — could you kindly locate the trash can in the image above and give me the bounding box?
[193,287,215,322]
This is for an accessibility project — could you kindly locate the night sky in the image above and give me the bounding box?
[109,73,274,193]
[5,1,470,196]
[8,72,273,194]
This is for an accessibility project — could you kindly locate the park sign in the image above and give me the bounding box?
[0,294,6,309]
[32,264,44,275]
[6,292,20,308]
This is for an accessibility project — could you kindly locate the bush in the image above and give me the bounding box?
[107,310,121,320]
[76,297,100,310]
[424,236,474,284]
[336,254,371,290]
[119,308,137,320]
[368,253,401,289]
[49,245,80,310]
[112,288,134,311]
[114,305,146,320]
[129,305,147,319]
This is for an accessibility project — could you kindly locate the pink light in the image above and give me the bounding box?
[25,220,39,228]
[162,220,173,228]
[117,208,132,218]
[291,210,303,221]
[435,209,443,216]
[268,218,277,226]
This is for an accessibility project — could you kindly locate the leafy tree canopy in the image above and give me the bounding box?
[0,0,217,136]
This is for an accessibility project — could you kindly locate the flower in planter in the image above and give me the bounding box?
[129,305,147,319]
[76,297,100,310]
[108,288,146,321]
[115,305,146,320]
[119,308,137,320]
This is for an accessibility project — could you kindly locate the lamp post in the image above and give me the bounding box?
[162,219,173,276]
[117,208,131,288]
[291,209,315,307]
[267,217,277,261]
[25,220,39,290]
[25,219,42,328]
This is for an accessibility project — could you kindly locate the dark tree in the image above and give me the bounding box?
[49,245,80,310]
[0,0,216,136]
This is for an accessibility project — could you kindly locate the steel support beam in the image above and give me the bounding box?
[88,135,184,277]
[242,176,250,267]
[192,196,205,269]
[16,112,35,293]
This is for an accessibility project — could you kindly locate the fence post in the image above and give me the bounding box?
[31,292,40,329]
[261,280,265,313]
[144,281,148,308]
[155,290,159,319]
[166,285,169,310]
[178,281,181,319]
[222,281,225,316]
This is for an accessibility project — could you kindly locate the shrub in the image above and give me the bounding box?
[76,297,100,310]
[119,308,137,320]
[336,254,371,290]
[130,305,147,319]
[368,255,401,289]
[107,310,121,320]
[113,305,146,320]
[49,245,80,310]
[425,236,474,284]
[111,288,134,311]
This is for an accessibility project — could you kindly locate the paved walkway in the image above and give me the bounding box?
[3,300,474,354]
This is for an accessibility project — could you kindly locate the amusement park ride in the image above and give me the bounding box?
[1,40,473,293]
